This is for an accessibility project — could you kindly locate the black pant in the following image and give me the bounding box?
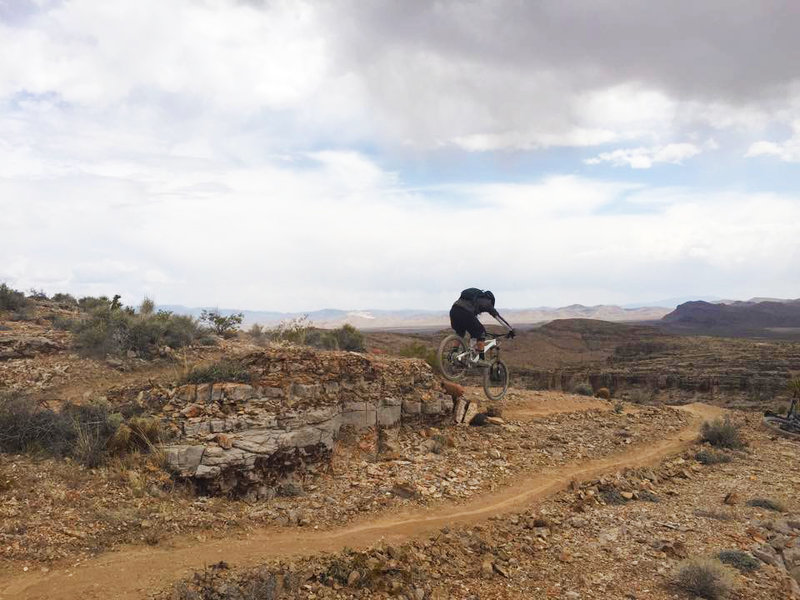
[450,305,486,340]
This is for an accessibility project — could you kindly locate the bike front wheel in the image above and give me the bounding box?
[483,358,510,400]
[437,334,469,381]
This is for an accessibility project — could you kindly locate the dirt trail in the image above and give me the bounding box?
[0,403,723,600]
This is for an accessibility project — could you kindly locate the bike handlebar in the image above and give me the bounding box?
[486,331,515,339]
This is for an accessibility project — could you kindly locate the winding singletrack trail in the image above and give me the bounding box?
[0,403,723,600]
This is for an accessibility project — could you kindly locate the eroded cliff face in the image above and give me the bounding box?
[158,347,455,496]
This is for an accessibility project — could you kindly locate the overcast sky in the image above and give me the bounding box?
[1,0,799,311]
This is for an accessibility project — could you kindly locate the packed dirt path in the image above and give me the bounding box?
[0,403,723,600]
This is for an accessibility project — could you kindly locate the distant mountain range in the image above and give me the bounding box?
[158,303,672,330]
[662,298,800,331]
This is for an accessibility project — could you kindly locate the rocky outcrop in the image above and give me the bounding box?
[159,347,454,496]
[0,335,62,360]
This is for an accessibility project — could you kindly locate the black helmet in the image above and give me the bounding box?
[484,290,495,306]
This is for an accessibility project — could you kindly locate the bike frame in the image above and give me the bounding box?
[453,334,502,367]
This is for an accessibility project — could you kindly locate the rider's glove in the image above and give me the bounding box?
[508,329,516,339]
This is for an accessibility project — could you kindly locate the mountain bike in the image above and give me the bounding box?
[437,331,513,400]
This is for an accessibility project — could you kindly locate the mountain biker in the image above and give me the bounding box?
[449,288,515,356]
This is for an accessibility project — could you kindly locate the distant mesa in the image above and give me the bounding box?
[662,298,800,329]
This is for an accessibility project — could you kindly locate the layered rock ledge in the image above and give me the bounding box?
[160,347,455,496]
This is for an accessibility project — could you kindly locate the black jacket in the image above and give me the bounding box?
[453,294,498,318]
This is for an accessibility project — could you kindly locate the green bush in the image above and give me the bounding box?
[331,324,366,352]
[573,383,593,396]
[268,317,365,352]
[51,293,78,308]
[701,418,744,450]
[304,329,339,350]
[199,309,243,338]
[183,360,252,384]
[0,283,29,312]
[398,341,437,368]
[716,550,760,573]
[78,295,113,311]
[673,558,736,599]
[72,304,200,358]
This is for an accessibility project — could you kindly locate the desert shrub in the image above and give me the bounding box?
[673,558,736,599]
[695,449,733,465]
[716,550,760,573]
[0,391,74,456]
[626,387,656,404]
[72,306,132,357]
[247,323,268,345]
[0,283,29,312]
[268,317,365,352]
[398,341,437,368]
[0,392,164,466]
[613,401,624,414]
[51,315,76,330]
[596,387,611,400]
[27,288,49,300]
[73,304,199,358]
[332,324,366,352]
[108,416,162,455]
[78,295,112,311]
[139,297,156,315]
[68,402,121,467]
[573,383,593,396]
[269,315,312,344]
[183,360,252,384]
[8,308,34,321]
[304,328,339,350]
[51,292,78,308]
[199,309,243,338]
[701,418,744,450]
[746,498,785,512]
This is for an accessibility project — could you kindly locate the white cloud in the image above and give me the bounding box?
[585,142,709,169]
[2,152,799,309]
[746,121,800,162]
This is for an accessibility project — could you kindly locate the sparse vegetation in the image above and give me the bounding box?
[613,401,624,414]
[746,497,785,512]
[398,341,437,368]
[701,418,744,449]
[51,292,78,308]
[247,323,267,345]
[595,387,611,399]
[183,359,252,384]
[716,550,760,573]
[0,392,160,467]
[199,309,243,338]
[0,283,29,312]
[695,449,733,465]
[573,382,593,396]
[673,557,737,599]
[72,298,200,358]
[267,316,366,352]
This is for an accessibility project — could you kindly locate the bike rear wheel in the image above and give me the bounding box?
[483,358,509,400]
[437,334,469,381]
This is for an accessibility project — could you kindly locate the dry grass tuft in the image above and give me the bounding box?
[673,557,737,599]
